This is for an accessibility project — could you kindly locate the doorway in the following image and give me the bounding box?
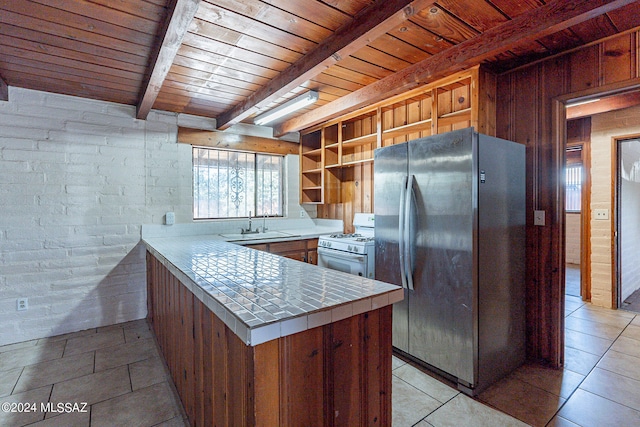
[564,146,581,297]
[564,118,591,300]
[616,137,640,312]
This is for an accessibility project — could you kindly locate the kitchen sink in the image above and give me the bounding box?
[219,230,300,242]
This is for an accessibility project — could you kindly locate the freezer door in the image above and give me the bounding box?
[476,133,526,391]
[374,142,409,352]
[407,128,476,387]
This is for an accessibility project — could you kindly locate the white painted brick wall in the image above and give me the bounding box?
[0,88,193,346]
[0,88,310,346]
[590,105,640,308]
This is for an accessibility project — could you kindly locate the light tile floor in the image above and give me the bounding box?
[565,264,580,297]
[2,298,639,427]
[0,320,188,427]
[393,296,640,426]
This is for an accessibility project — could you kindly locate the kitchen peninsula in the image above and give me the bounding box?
[144,234,402,426]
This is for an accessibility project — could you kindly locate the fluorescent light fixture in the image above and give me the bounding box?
[566,98,600,108]
[254,91,319,126]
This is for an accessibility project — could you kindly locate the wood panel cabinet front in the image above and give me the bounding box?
[246,238,318,264]
[147,252,392,427]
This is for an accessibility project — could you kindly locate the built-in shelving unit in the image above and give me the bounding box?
[300,130,322,204]
[299,66,496,204]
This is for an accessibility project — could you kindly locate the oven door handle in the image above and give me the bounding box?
[317,247,366,263]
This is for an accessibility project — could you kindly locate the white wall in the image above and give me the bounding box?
[619,152,640,301]
[0,88,310,345]
[0,88,198,345]
[565,213,580,265]
[590,104,640,308]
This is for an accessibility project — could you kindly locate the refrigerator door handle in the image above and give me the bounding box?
[404,175,415,291]
[398,176,408,289]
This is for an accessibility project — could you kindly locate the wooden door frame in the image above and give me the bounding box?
[581,137,592,302]
[565,122,592,301]
[553,79,640,315]
[612,133,640,308]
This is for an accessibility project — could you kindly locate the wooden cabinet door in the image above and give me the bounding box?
[279,250,308,262]
[244,239,320,264]
[269,240,306,253]
[306,239,318,265]
[245,243,268,251]
[307,249,318,265]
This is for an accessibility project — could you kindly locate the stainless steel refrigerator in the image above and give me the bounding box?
[374,127,526,395]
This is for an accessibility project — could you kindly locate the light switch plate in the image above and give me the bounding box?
[534,210,545,226]
[165,211,175,225]
[594,209,609,220]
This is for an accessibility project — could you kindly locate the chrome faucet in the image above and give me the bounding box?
[241,211,259,234]
[262,214,268,232]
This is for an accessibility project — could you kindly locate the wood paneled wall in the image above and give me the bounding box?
[318,29,640,366]
[496,30,640,366]
[317,164,372,233]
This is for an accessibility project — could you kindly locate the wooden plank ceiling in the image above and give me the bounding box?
[1,0,640,134]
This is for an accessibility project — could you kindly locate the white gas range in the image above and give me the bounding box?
[317,213,375,278]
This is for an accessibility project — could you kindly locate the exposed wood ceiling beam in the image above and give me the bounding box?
[136,0,200,119]
[177,127,299,155]
[276,0,636,135]
[0,74,7,101]
[215,0,435,130]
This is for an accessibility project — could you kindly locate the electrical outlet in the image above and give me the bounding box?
[594,209,609,220]
[17,298,28,311]
[165,211,175,225]
[300,209,306,218]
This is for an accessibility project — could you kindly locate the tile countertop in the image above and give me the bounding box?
[144,235,403,347]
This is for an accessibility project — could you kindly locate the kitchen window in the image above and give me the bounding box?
[193,147,284,219]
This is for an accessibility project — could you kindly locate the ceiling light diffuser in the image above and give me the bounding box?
[254,91,319,126]
[566,98,601,108]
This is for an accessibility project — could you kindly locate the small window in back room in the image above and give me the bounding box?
[193,147,284,219]
[565,161,582,212]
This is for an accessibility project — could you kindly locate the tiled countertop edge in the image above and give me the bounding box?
[144,240,403,347]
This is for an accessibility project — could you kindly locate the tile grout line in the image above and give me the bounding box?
[127,363,133,393]
[488,299,606,427]
[573,315,640,413]
[9,366,25,397]
[542,310,638,426]
[420,391,462,426]
[542,304,616,425]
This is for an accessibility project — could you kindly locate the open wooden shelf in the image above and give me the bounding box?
[302,167,322,173]
[300,66,496,206]
[342,158,374,167]
[437,108,471,127]
[382,118,432,140]
[341,132,377,147]
[302,147,323,156]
